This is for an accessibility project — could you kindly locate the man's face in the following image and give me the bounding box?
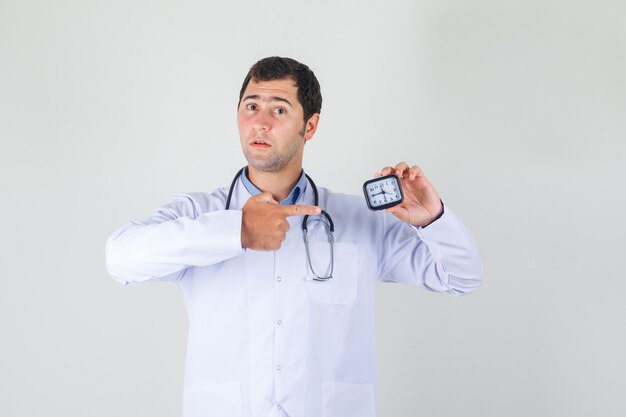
[238,78,316,173]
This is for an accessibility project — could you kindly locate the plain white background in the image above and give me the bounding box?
[1,0,625,416]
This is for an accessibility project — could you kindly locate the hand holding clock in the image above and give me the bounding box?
[374,162,443,227]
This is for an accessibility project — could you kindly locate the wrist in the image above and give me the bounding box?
[421,200,444,228]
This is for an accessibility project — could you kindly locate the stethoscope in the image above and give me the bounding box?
[225,167,335,281]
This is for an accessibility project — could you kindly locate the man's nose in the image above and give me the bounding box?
[252,111,271,131]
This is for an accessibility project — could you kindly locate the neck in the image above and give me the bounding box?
[247,163,303,203]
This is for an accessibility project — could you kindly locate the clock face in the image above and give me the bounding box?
[363,174,404,210]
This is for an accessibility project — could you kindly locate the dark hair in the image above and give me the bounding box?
[238,56,322,123]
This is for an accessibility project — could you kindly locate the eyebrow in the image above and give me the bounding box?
[242,95,294,108]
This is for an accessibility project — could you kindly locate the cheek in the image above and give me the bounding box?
[237,116,250,133]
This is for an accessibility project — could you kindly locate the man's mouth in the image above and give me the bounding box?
[250,138,271,148]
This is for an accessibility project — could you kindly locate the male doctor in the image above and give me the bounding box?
[106,56,483,417]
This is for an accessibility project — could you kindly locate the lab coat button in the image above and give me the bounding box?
[276,276,282,282]
[277,320,283,326]
[277,404,282,410]
[276,365,282,371]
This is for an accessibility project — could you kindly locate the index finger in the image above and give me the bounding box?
[280,204,322,217]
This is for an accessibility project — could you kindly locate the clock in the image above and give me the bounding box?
[363,174,404,210]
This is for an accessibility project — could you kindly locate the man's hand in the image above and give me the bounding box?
[241,193,321,251]
[376,162,443,227]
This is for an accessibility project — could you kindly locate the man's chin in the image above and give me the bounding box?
[245,158,284,173]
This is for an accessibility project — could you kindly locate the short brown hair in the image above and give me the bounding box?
[238,56,322,123]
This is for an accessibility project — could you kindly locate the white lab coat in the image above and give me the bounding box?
[105,176,483,417]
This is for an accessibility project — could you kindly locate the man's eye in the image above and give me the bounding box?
[246,104,257,111]
[274,108,286,115]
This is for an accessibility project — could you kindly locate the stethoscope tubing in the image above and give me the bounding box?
[225,167,335,280]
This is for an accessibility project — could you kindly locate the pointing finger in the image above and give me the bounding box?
[281,204,322,217]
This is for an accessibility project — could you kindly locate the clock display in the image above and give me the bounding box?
[363,174,404,210]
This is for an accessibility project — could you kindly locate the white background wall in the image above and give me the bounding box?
[1,0,625,416]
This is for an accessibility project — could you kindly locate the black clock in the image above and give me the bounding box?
[363,174,404,210]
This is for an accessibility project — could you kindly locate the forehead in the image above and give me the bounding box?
[242,78,300,104]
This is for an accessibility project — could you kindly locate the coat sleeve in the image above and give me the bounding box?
[377,204,484,295]
[105,193,245,286]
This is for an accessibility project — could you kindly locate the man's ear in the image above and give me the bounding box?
[303,113,320,141]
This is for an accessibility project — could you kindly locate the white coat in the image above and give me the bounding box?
[105,175,483,417]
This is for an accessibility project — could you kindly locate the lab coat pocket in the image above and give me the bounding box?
[322,381,376,417]
[182,381,242,417]
[307,241,358,305]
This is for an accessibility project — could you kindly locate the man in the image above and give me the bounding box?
[106,56,483,417]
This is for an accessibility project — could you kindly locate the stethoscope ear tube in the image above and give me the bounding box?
[225,167,246,210]
[302,173,335,232]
